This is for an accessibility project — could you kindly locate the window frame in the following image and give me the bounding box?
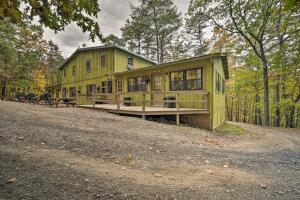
[169,67,203,91]
[101,81,113,94]
[222,78,225,94]
[86,84,96,96]
[72,65,76,76]
[86,60,91,73]
[69,87,76,97]
[128,55,134,70]
[128,76,146,92]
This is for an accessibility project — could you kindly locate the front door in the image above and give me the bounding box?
[151,74,164,106]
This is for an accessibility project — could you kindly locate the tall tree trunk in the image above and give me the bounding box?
[243,96,247,123]
[261,57,270,126]
[160,40,164,64]
[255,93,262,126]
[287,106,295,128]
[1,79,7,100]
[274,81,280,127]
[156,35,160,63]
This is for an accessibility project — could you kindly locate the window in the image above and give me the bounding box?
[86,60,91,73]
[62,87,67,98]
[186,68,202,90]
[101,55,106,66]
[72,66,76,76]
[101,81,112,93]
[128,56,133,70]
[170,68,203,91]
[222,78,225,94]
[128,76,146,92]
[116,80,123,93]
[170,71,184,91]
[216,72,221,93]
[69,87,76,97]
[87,84,96,95]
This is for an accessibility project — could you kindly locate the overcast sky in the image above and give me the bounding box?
[43,0,190,57]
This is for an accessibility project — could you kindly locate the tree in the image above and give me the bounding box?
[194,0,300,126]
[122,0,182,63]
[103,34,125,47]
[185,0,210,56]
[0,22,17,99]
[0,0,102,41]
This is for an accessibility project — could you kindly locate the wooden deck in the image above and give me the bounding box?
[78,104,208,116]
[77,91,209,125]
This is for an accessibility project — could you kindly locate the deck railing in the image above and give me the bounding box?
[76,90,209,112]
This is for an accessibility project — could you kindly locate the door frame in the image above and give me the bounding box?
[151,73,165,106]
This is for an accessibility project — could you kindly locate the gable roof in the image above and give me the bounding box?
[59,45,157,70]
[115,53,230,79]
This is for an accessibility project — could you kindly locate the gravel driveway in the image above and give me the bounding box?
[0,101,299,200]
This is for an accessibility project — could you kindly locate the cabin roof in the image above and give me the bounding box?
[115,53,229,79]
[59,45,157,70]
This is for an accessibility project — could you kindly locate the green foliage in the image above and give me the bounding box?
[0,18,64,98]
[121,0,182,63]
[103,34,125,47]
[0,0,102,41]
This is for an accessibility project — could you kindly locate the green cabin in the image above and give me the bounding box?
[46,45,229,130]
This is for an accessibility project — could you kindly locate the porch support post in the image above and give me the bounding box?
[142,92,146,112]
[176,114,180,125]
[116,94,120,110]
[92,93,95,109]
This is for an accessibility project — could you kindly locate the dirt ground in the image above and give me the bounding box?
[0,101,299,200]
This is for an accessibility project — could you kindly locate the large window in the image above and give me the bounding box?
[69,87,76,97]
[170,71,184,90]
[101,81,112,93]
[86,60,91,73]
[170,68,203,91]
[128,76,146,92]
[101,55,105,66]
[186,68,202,90]
[87,84,96,95]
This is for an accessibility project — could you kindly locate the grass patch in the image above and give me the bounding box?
[214,123,249,135]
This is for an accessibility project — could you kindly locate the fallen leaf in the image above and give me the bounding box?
[259,183,267,189]
[7,177,16,183]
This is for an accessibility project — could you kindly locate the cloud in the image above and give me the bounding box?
[43,0,190,57]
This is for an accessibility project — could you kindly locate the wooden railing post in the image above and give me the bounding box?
[76,93,79,107]
[176,93,180,111]
[117,94,120,110]
[176,93,180,125]
[142,92,146,119]
[142,92,146,112]
[206,92,209,111]
[92,93,95,108]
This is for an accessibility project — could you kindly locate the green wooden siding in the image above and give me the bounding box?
[45,46,228,130]
[211,57,227,129]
